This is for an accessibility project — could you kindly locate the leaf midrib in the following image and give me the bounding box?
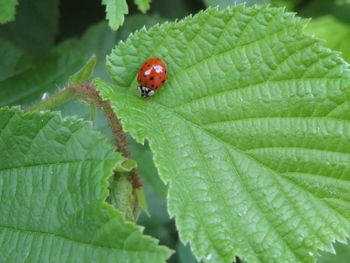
[0,225,159,255]
[0,158,114,174]
[247,146,350,160]
[172,77,342,110]
[149,100,307,262]
[157,95,350,152]
[147,98,350,259]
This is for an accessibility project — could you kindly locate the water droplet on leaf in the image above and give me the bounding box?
[41,92,49,101]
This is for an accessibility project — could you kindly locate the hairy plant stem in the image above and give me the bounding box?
[27,83,142,190]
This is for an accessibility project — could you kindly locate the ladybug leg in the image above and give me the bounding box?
[138,86,147,97]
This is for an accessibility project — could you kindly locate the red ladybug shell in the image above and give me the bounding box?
[137,58,167,91]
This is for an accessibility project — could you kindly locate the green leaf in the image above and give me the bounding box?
[100,6,350,262]
[204,0,268,8]
[306,16,350,62]
[109,176,136,221]
[114,159,138,172]
[0,0,59,54]
[69,54,97,85]
[102,0,129,31]
[135,0,151,13]
[135,187,150,216]
[203,0,299,10]
[0,107,171,262]
[0,0,18,24]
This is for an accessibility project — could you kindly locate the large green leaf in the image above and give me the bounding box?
[0,108,171,262]
[306,16,350,62]
[0,0,18,24]
[102,0,129,30]
[0,0,59,54]
[99,6,350,263]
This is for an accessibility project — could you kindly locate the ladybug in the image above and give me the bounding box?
[137,57,168,97]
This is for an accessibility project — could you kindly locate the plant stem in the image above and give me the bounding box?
[27,83,142,190]
[28,88,75,111]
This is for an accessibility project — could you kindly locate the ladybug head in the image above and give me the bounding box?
[138,86,155,98]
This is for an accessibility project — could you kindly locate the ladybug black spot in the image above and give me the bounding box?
[147,64,151,67]
[150,77,154,80]
[162,80,165,83]
[151,84,154,88]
